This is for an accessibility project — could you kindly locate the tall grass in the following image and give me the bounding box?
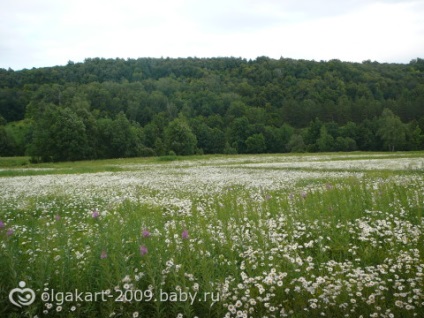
[0,154,423,317]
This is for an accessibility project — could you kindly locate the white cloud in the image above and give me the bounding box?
[0,0,423,70]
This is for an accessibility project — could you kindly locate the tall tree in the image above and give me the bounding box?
[0,125,16,156]
[228,116,251,154]
[246,133,266,153]
[165,117,197,155]
[317,126,335,152]
[29,105,89,162]
[377,108,406,151]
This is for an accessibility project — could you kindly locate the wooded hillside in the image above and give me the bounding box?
[1,57,423,161]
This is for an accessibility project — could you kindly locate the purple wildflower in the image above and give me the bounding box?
[0,220,4,229]
[6,228,14,236]
[91,210,100,219]
[139,245,148,256]
[182,229,189,240]
[55,215,61,221]
[100,250,107,259]
[142,229,150,238]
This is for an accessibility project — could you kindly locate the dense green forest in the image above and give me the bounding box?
[1,57,424,161]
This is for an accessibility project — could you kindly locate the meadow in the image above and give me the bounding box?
[0,152,423,318]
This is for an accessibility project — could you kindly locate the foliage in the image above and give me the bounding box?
[1,57,424,161]
[377,108,407,151]
[164,117,197,155]
[28,105,89,162]
[245,133,266,153]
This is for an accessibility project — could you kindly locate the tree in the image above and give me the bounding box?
[29,105,89,162]
[0,125,16,156]
[286,134,305,153]
[339,121,358,140]
[192,120,225,154]
[405,121,423,150]
[246,133,266,153]
[263,124,293,153]
[304,118,323,151]
[317,126,335,152]
[165,117,197,155]
[4,120,31,155]
[2,56,424,159]
[335,137,357,151]
[228,116,251,153]
[377,108,406,151]
[97,113,141,158]
[357,119,379,151]
[110,112,141,158]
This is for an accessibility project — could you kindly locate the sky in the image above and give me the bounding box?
[1,0,423,70]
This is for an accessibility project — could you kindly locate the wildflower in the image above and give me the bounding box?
[142,229,150,238]
[140,245,148,256]
[133,312,139,318]
[92,210,100,218]
[55,215,61,221]
[56,306,62,312]
[122,275,131,283]
[6,228,13,236]
[228,304,236,314]
[0,220,4,229]
[182,229,189,240]
[100,250,107,259]
[395,300,403,308]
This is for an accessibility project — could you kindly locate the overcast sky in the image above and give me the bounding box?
[1,0,423,70]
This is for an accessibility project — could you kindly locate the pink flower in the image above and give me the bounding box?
[139,245,148,256]
[100,250,107,259]
[182,230,189,240]
[92,210,100,219]
[142,229,150,238]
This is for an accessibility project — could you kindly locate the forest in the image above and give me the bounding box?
[0,56,423,161]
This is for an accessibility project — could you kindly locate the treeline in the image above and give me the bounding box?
[0,57,424,161]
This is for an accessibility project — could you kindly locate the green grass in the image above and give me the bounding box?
[0,153,423,317]
[0,154,226,177]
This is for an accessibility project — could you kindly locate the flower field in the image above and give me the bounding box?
[0,153,423,318]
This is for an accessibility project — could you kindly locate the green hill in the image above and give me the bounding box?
[1,57,423,160]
